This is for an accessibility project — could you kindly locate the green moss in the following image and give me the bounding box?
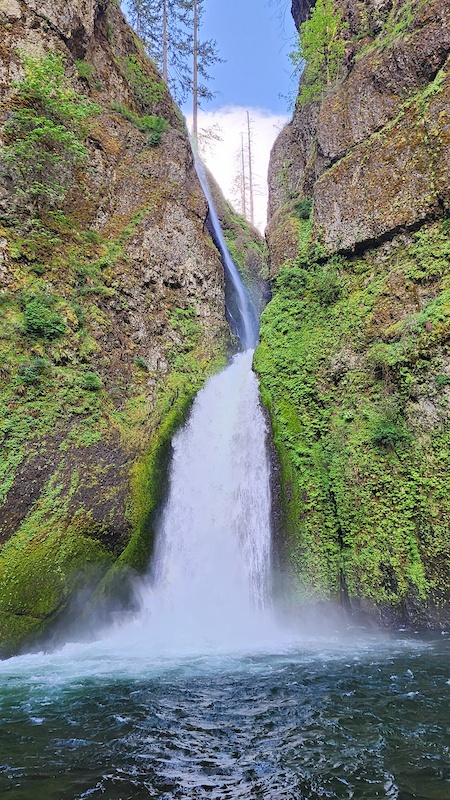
[0,476,114,654]
[0,612,45,657]
[255,219,450,612]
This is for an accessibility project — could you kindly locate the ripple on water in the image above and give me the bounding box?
[0,633,448,799]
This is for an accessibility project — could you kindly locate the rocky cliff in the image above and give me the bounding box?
[257,0,450,627]
[0,0,229,654]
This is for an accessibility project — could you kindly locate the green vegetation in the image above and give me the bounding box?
[255,220,450,611]
[293,197,313,220]
[436,374,450,390]
[81,372,103,391]
[111,102,169,143]
[17,357,51,386]
[353,0,428,60]
[23,296,66,339]
[0,52,100,213]
[290,0,348,106]
[75,59,95,81]
[119,55,165,110]
[377,0,416,51]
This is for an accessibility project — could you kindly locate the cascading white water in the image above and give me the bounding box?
[194,156,259,350]
[137,350,273,649]
[126,158,274,651]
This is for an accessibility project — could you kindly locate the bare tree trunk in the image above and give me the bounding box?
[163,0,168,84]
[241,132,247,219]
[193,0,198,143]
[246,111,254,227]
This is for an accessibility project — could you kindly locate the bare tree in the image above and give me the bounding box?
[197,122,223,160]
[246,111,255,227]
[231,113,258,224]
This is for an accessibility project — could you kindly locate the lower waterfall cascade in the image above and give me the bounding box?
[138,350,273,651]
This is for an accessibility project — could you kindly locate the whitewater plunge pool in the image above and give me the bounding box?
[0,630,449,799]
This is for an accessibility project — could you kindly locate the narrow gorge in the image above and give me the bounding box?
[0,0,449,796]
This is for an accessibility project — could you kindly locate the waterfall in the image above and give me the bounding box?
[127,159,273,651]
[137,350,273,648]
[194,157,259,351]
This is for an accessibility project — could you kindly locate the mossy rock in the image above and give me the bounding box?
[256,219,450,626]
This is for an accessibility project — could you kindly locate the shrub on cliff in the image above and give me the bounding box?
[290,0,348,106]
[0,52,100,215]
[23,297,66,340]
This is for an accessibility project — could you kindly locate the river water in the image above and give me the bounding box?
[1,169,449,799]
[0,630,449,798]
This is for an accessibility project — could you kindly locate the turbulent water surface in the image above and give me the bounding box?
[0,632,449,799]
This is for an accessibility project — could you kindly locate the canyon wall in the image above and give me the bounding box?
[258,0,450,627]
[0,0,229,654]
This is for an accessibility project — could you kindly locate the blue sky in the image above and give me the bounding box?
[122,0,297,114]
[197,0,297,114]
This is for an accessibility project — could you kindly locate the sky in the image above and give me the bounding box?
[122,0,298,230]
[192,0,297,113]
[186,0,297,231]
[185,106,288,232]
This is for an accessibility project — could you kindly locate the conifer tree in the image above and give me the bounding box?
[127,0,221,122]
[128,0,192,104]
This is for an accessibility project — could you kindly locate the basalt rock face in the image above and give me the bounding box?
[259,0,450,628]
[0,0,228,654]
[268,0,450,268]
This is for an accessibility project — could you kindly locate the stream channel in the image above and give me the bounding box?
[0,166,449,800]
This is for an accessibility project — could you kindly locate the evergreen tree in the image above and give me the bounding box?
[127,0,221,119]
[128,0,192,104]
[290,0,348,105]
